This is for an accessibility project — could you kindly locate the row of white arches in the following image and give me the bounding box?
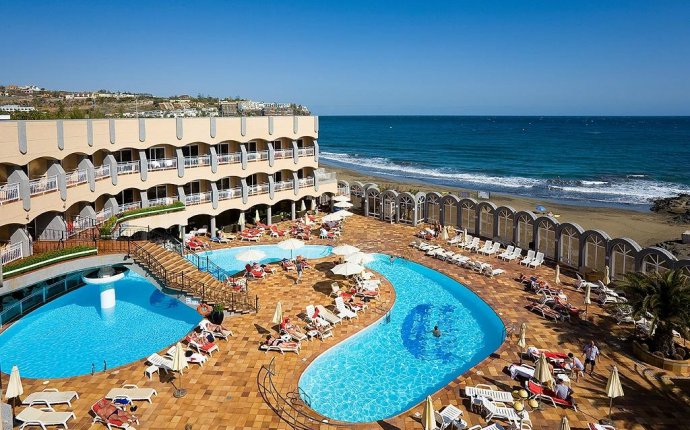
[338,180,690,280]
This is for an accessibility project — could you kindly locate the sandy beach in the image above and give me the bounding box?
[326,163,690,248]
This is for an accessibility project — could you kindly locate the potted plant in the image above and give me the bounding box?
[208,303,225,325]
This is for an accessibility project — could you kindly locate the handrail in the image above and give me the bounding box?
[29,175,58,195]
[274,149,293,159]
[274,180,293,191]
[218,187,242,201]
[116,161,138,175]
[0,182,20,204]
[218,152,242,164]
[1,242,23,265]
[184,192,212,206]
[94,163,111,179]
[183,155,211,168]
[147,158,177,171]
[65,168,88,187]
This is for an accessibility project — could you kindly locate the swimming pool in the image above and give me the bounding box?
[298,254,505,423]
[200,244,333,274]
[0,270,201,379]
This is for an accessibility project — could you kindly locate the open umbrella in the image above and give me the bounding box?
[555,264,561,285]
[331,262,364,277]
[334,201,353,209]
[558,416,571,430]
[536,205,547,213]
[517,323,527,363]
[5,365,23,410]
[584,283,592,316]
[336,210,354,218]
[345,252,374,265]
[333,195,350,202]
[322,213,342,222]
[171,342,188,398]
[278,238,304,259]
[422,395,435,430]
[604,266,611,285]
[236,249,266,262]
[272,301,283,325]
[606,365,624,418]
[332,244,360,256]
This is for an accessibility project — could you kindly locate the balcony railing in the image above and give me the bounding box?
[1,242,23,265]
[148,196,176,207]
[274,149,293,159]
[274,180,293,191]
[148,158,177,171]
[218,152,241,165]
[184,155,211,168]
[316,171,337,184]
[95,206,113,224]
[0,182,20,204]
[119,201,142,212]
[29,175,59,196]
[116,161,139,175]
[94,164,111,180]
[218,187,242,201]
[297,147,315,157]
[185,192,212,206]
[298,177,315,188]
[247,151,269,162]
[248,182,270,196]
[65,169,88,188]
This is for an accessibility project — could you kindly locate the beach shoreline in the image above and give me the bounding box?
[323,162,690,248]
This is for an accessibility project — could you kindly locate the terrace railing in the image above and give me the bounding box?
[95,207,113,224]
[65,168,88,187]
[116,161,139,175]
[1,242,23,265]
[0,182,20,204]
[218,152,242,165]
[94,163,111,180]
[274,180,293,192]
[315,172,337,184]
[298,177,315,188]
[147,158,177,171]
[248,183,270,196]
[184,155,211,168]
[184,192,212,206]
[218,187,242,201]
[274,149,293,159]
[119,201,142,212]
[148,196,176,207]
[297,147,315,157]
[29,175,58,196]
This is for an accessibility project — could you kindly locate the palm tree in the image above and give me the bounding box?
[618,270,690,357]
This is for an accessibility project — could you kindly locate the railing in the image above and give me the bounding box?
[65,169,88,187]
[1,242,23,265]
[218,152,242,164]
[298,177,315,188]
[29,175,58,195]
[119,201,142,212]
[94,163,111,180]
[337,186,349,196]
[274,149,293,159]
[0,182,20,204]
[247,151,268,162]
[184,155,211,168]
[95,206,113,224]
[248,182,270,196]
[147,158,177,171]
[68,215,97,237]
[148,196,176,207]
[315,172,337,184]
[274,180,293,192]
[297,147,315,157]
[218,187,242,201]
[116,161,138,175]
[185,192,212,206]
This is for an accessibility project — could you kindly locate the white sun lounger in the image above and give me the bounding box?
[477,240,493,255]
[198,319,233,341]
[497,245,514,260]
[16,406,76,429]
[334,296,358,320]
[484,242,501,256]
[458,235,473,248]
[106,385,157,404]
[465,237,481,252]
[465,384,514,403]
[519,250,536,266]
[260,340,301,354]
[306,305,332,328]
[316,305,343,325]
[482,265,505,278]
[503,247,522,262]
[481,397,531,426]
[528,252,544,268]
[23,389,79,408]
[146,353,175,373]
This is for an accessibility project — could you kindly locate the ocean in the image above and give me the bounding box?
[318,116,690,210]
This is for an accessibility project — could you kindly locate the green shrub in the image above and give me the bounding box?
[3,245,97,277]
[100,201,185,236]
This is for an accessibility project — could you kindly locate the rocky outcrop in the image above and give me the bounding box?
[651,194,690,223]
[655,240,690,260]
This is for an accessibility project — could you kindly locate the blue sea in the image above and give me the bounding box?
[318,116,690,210]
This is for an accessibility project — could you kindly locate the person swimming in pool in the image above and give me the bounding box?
[432,325,442,337]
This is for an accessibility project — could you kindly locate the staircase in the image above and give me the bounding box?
[130,241,258,314]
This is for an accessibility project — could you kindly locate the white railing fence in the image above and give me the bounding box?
[29,175,58,196]
[95,163,112,179]
[218,153,242,164]
[65,169,88,187]
[147,158,177,171]
[185,192,212,206]
[184,155,211,168]
[1,242,23,265]
[119,201,143,212]
[274,180,293,191]
[218,187,242,201]
[275,149,293,159]
[116,161,138,175]
[0,182,20,204]
[148,196,175,207]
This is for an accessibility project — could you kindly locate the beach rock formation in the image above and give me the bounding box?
[655,240,690,260]
[651,194,690,223]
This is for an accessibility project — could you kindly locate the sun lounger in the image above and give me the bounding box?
[528,252,544,268]
[185,334,219,355]
[92,398,139,430]
[316,305,343,325]
[459,235,474,248]
[466,237,481,252]
[483,242,501,256]
[481,397,530,426]
[165,346,208,366]
[451,254,470,265]
[467,425,508,430]
[525,303,562,321]
[306,304,332,328]
[23,389,79,408]
[503,247,522,262]
[146,353,175,372]
[519,250,535,266]
[198,319,233,340]
[334,296,358,320]
[508,363,536,379]
[525,379,577,411]
[575,273,598,291]
[465,384,514,403]
[448,235,463,245]
[497,245,514,260]
[477,240,493,255]
[16,406,76,430]
[105,385,157,404]
[260,337,301,354]
[434,404,466,430]
[482,265,505,278]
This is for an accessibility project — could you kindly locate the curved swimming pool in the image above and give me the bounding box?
[298,254,505,423]
[200,244,332,274]
[0,270,200,379]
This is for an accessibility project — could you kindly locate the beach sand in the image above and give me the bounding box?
[326,164,690,248]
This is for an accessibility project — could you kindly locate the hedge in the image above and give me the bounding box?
[3,245,97,277]
[100,201,185,236]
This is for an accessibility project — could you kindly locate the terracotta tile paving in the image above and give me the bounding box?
[5,215,688,430]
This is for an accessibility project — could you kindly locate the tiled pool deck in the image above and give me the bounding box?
[4,215,688,429]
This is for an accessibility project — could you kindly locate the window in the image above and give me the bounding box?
[611,242,635,279]
[461,201,476,233]
[184,181,200,195]
[217,178,230,190]
[181,145,199,157]
[479,206,494,238]
[147,185,167,200]
[497,209,514,243]
[215,143,229,155]
[114,149,132,163]
[559,226,580,267]
[148,146,165,160]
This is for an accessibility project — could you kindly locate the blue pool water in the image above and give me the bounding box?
[200,245,333,274]
[298,254,505,422]
[0,270,201,379]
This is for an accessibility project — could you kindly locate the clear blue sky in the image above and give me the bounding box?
[2,1,689,115]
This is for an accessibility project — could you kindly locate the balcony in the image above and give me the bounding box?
[95,206,114,224]
[297,147,315,157]
[0,182,20,204]
[119,201,143,212]
[1,242,23,265]
[65,168,88,188]
[185,192,212,206]
[274,149,293,160]
[248,183,270,196]
[148,158,177,171]
[183,155,211,168]
[116,161,139,175]
[247,150,269,162]
[298,177,315,188]
[148,196,176,207]
[94,164,111,180]
[218,187,242,201]
[274,180,293,192]
[218,152,241,165]
[315,171,337,184]
[29,175,59,196]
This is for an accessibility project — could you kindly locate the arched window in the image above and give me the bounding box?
[460,200,476,233]
[426,194,440,223]
[479,205,495,238]
[641,252,670,274]
[416,195,425,224]
[350,183,364,209]
[537,219,557,259]
[443,199,458,227]
[584,233,607,272]
[496,208,514,243]
[382,191,397,221]
[610,241,636,279]
[367,189,381,217]
[398,194,414,224]
[516,213,534,250]
[559,225,580,268]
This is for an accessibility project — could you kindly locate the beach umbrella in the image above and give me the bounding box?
[441,227,449,241]
[517,323,527,363]
[331,262,364,277]
[334,201,353,209]
[272,301,283,325]
[332,244,360,256]
[322,212,342,222]
[300,200,307,212]
[462,228,467,241]
[236,249,266,262]
[604,266,611,285]
[345,252,375,265]
[255,209,261,224]
[606,365,624,418]
[337,210,354,218]
[171,342,188,398]
[278,238,304,258]
[334,195,350,202]
[5,365,23,410]
[555,264,561,285]
[421,395,435,430]
[238,212,246,231]
[536,205,547,213]
[558,416,571,430]
[534,353,555,389]
[584,283,592,316]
